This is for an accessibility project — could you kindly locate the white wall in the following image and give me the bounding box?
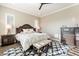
[40,5,79,41]
[0,6,38,35]
[1,4,79,43]
[0,6,39,46]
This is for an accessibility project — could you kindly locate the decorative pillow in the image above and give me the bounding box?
[22,29,35,33]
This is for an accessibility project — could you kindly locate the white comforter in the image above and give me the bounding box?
[15,32,49,51]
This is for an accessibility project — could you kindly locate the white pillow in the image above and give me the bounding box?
[22,29,35,33]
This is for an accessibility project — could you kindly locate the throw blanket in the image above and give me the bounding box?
[15,32,49,51]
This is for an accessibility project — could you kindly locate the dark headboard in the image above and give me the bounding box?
[16,24,36,33]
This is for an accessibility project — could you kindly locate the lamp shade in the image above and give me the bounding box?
[34,19,40,29]
[6,24,12,34]
[34,19,40,32]
[6,24,12,29]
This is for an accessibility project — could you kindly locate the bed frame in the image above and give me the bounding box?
[16,24,36,33]
[16,24,36,49]
[16,24,36,55]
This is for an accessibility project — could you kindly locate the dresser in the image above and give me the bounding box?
[61,27,75,46]
[1,34,16,46]
[75,27,79,47]
[61,27,79,47]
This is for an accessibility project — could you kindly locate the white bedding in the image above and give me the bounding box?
[15,32,49,51]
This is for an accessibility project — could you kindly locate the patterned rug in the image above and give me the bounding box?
[68,47,79,56]
[3,41,69,56]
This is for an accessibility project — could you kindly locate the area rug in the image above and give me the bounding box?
[67,47,79,56]
[3,41,69,56]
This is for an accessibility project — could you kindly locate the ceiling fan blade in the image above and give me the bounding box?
[39,3,52,10]
[39,3,44,10]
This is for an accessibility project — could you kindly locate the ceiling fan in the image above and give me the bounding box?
[39,3,52,10]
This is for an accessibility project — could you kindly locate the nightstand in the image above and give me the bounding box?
[1,34,16,46]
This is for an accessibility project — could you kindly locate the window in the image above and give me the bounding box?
[5,13,15,34]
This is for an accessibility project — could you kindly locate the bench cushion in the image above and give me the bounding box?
[33,40,51,49]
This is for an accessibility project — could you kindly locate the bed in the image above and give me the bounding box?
[15,24,49,51]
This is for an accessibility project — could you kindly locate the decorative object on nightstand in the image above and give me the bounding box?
[1,34,16,46]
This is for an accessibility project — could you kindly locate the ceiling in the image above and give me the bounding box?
[0,3,78,18]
